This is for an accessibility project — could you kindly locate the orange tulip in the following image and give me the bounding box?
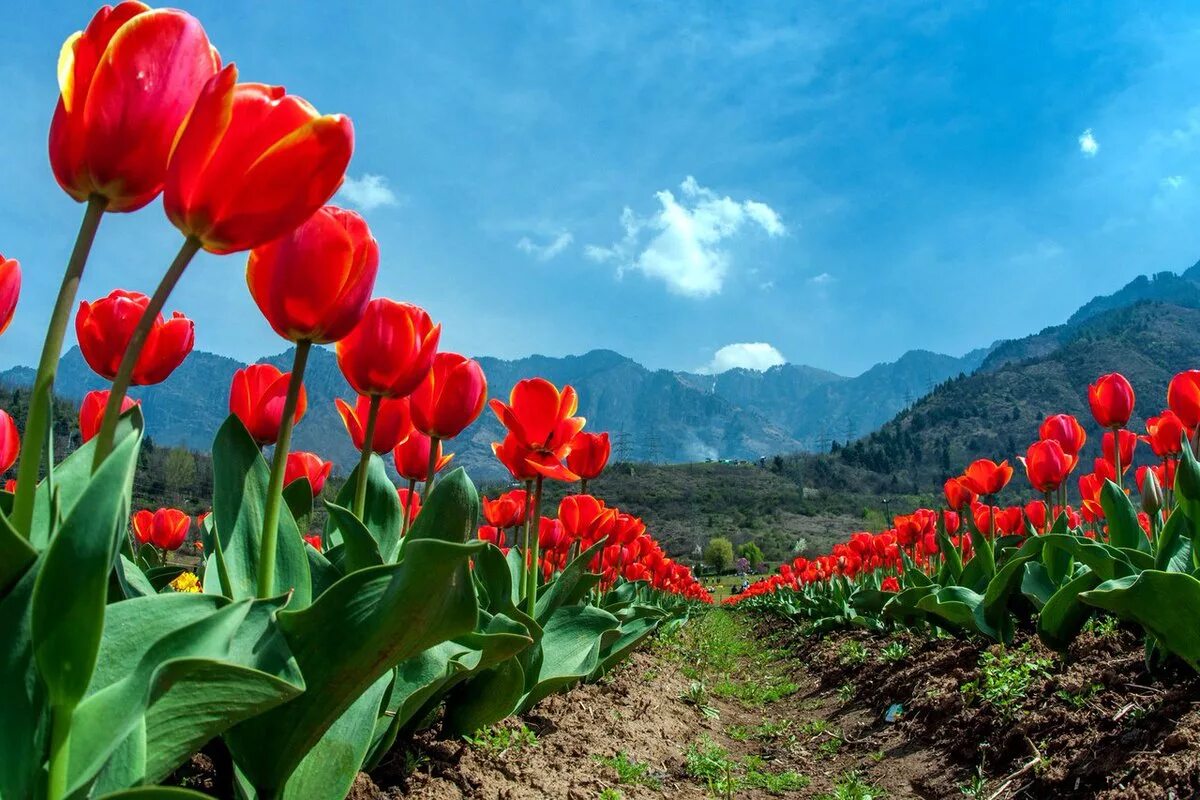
[393,429,453,482]
[1143,410,1187,458]
[336,395,412,453]
[246,205,379,343]
[482,490,528,529]
[489,378,586,482]
[959,458,1013,496]
[1038,413,1086,456]
[164,65,353,254]
[336,299,440,398]
[1168,370,1200,430]
[0,255,20,335]
[76,289,194,384]
[1024,439,1073,493]
[943,477,975,510]
[1078,472,1105,520]
[0,410,18,473]
[131,507,190,550]
[491,434,540,482]
[566,431,610,482]
[50,3,220,212]
[1088,372,1135,429]
[229,364,307,445]
[283,451,332,496]
[409,352,487,440]
[79,389,138,442]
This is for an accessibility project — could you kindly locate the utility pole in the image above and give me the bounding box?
[612,431,632,464]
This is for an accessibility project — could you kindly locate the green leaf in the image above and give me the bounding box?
[32,418,141,710]
[212,416,311,606]
[1081,570,1200,670]
[325,455,401,560]
[534,538,606,622]
[1101,479,1149,552]
[326,503,383,573]
[915,586,983,631]
[113,555,158,600]
[282,478,314,527]
[1156,511,1190,571]
[1038,569,1103,651]
[0,509,36,597]
[442,658,526,736]
[518,604,620,712]
[97,788,215,799]
[0,561,47,799]
[404,468,479,546]
[1020,562,1056,610]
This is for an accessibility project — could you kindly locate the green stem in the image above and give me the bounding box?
[518,479,534,603]
[525,475,544,619]
[423,435,441,501]
[10,195,106,537]
[352,395,382,519]
[256,340,311,599]
[401,478,416,537]
[1112,426,1123,490]
[91,236,202,472]
[580,477,588,495]
[47,703,74,800]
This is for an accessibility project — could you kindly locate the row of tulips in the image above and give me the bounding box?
[0,5,705,800]
[730,370,1200,673]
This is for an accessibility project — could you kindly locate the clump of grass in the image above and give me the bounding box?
[463,722,538,755]
[1055,682,1103,709]
[839,640,869,665]
[593,752,661,789]
[836,682,856,703]
[818,770,885,800]
[880,641,909,663]
[685,737,809,798]
[960,644,1053,718]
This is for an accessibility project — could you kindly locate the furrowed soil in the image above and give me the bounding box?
[350,609,1200,799]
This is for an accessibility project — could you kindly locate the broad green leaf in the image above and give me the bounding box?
[0,562,47,799]
[1101,479,1150,552]
[326,503,382,573]
[404,468,480,546]
[534,538,606,622]
[915,586,983,631]
[324,455,401,560]
[1020,562,1056,609]
[1155,511,1190,571]
[518,604,620,712]
[1081,571,1200,670]
[442,658,526,736]
[0,509,36,597]
[1038,569,1103,651]
[282,478,314,527]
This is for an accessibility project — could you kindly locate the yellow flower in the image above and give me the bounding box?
[170,571,202,594]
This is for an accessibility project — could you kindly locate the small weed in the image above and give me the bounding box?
[1086,614,1120,638]
[870,750,885,763]
[463,723,538,755]
[960,644,1052,718]
[818,770,885,800]
[837,682,856,703]
[958,771,987,799]
[800,719,829,736]
[880,642,909,663]
[641,668,659,682]
[685,737,808,798]
[598,789,623,800]
[593,752,661,789]
[839,640,869,665]
[727,724,751,742]
[1056,683,1103,709]
[681,681,721,719]
[817,736,844,757]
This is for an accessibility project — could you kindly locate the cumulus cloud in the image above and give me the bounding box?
[516,230,574,261]
[699,342,787,374]
[336,174,399,210]
[586,176,785,298]
[1078,129,1099,158]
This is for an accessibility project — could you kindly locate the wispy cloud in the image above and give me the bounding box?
[516,230,574,261]
[698,342,787,374]
[336,174,400,211]
[586,176,785,298]
[1078,128,1099,158]
[808,272,834,285]
[1161,175,1186,189]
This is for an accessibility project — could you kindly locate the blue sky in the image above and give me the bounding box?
[4,2,1200,377]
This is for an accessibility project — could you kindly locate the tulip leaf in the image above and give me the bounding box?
[325,454,401,560]
[1038,569,1103,651]
[518,603,620,712]
[282,478,313,527]
[915,586,984,632]
[534,538,607,622]
[326,502,382,573]
[1081,571,1200,670]
[1155,510,1190,571]
[594,615,661,677]
[1020,562,1056,610]
[96,788,215,799]
[1101,479,1149,552]
[212,416,311,607]
[442,657,526,736]
[404,468,480,546]
[0,561,47,800]
[0,509,35,597]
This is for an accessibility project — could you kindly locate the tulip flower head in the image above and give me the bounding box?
[489,378,586,482]
[0,410,19,473]
[409,352,487,440]
[1101,429,1137,475]
[0,255,20,336]
[246,205,378,343]
[482,490,528,529]
[76,289,194,385]
[132,507,190,550]
[229,364,307,446]
[336,299,440,398]
[79,389,139,442]
[1143,410,1187,458]
[943,477,976,510]
[1038,413,1086,456]
[164,65,353,254]
[1168,370,1200,431]
[336,394,412,454]
[1024,439,1074,493]
[566,431,610,482]
[1088,372,1135,429]
[393,428,453,482]
[50,3,221,212]
[283,451,332,497]
[959,458,1013,497]
[397,487,421,527]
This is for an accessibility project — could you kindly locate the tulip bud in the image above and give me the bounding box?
[0,410,19,473]
[229,364,307,446]
[1141,467,1164,516]
[336,299,440,399]
[0,255,20,336]
[76,290,194,385]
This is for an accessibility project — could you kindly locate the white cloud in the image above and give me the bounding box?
[699,342,787,374]
[1078,129,1099,157]
[808,272,834,285]
[336,174,399,211]
[516,230,573,261]
[586,176,785,298]
[1161,175,1186,189]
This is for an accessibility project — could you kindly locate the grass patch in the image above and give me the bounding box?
[818,770,885,800]
[685,737,809,798]
[960,644,1053,718]
[593,752,661,789]
[463,723,538,755]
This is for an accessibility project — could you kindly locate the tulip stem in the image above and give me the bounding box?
[353,395,382,519]
[47,703,73,800]
[423,435,441,501]
[525,475,544,619]
[401,478,416,536]
[91,236,202,472]
[518,479,533,591]
[1112,426,1123,491]
[256,340,311,599]
[10,195,106,537]
[580,477,588,495]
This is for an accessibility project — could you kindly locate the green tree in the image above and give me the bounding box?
[737,541,764,567]
[164,447,197,493]
[703,536,735,573]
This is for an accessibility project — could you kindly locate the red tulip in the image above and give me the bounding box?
[336,299,440,398]
[558,494,614,542]
[164,65,353,254]
[478,525,505,548]
[995,506,1024,536]
[1101,429,1137,475]
[489,378,586,482]
[1024,439,1074,493]
[246,205,378,343]
[1168,370,1200,431]
[1143,410,1187,458]
[959,458,1013,496]
[393,429,453,482]
[4,479,15,494]
[1078,473,1105,520]
[76,289,193,384]
[1024,500,1048,533]
[409,352,487,440]
[50,3,220,212]
[538,516,567,550]
[79,389,138,442]
[1039,414,1086,456]
[492,434,541,481]
[335,395,412,453]
[566,431,610,482]
[283,451,332,496]
[943,477,975,510]
[482,490,527,529]
[1088,373,1135,429]
[397,487,421,527]
[229,364,307,446]
[0,410,19,473]
[131,507,190,550]
[303,533,322,550]
[880,576,900,593]
[0,255,20,336]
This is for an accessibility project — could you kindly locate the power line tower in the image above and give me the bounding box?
[903,387,914,408]
[645,433,662,464]
[816,426,831,453]
[612,431,633,464]
[843,416,856,444]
